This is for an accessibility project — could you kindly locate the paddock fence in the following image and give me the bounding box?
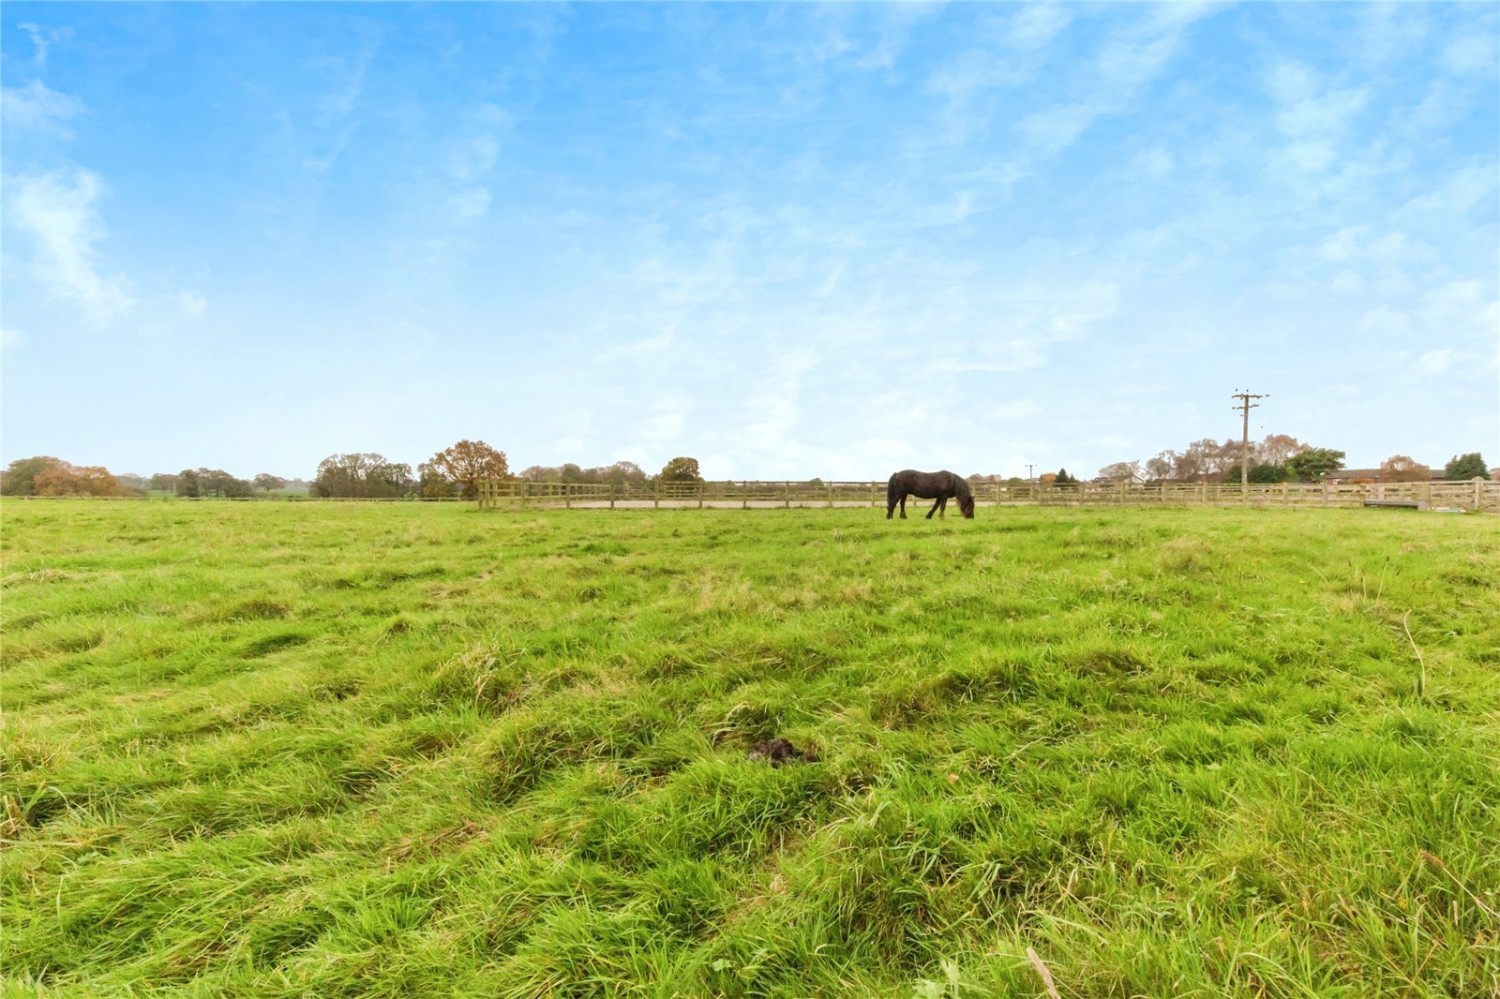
[475,478,1500,513]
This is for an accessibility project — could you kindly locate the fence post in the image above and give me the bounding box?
[654,482,660,510]
[1475,477,1485,512]
[784,481,791,508]
[699,482,704,510]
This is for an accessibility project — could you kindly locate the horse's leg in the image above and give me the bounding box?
[900,494,908,518]
[926,497,940,519]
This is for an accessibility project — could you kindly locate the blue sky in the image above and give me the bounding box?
[3,2,1497,482]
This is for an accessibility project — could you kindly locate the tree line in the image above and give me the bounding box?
[0,458,306,498]
[0,443,711,501]
[309,444,705,500]
[2,439,1490,500]
[1093,435,1490,485]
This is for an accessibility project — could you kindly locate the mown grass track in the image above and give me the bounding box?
[2,500,1498,997]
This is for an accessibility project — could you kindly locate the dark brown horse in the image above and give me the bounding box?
[887,469,974,520]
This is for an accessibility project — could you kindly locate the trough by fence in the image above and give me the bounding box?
[476,478,1500,513]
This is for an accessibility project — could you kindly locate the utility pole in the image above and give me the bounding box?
[1025,463,1035,481]
[1231,390,1268,489]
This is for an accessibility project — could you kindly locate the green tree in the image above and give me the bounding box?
[176,469,202,498]
[1247,462,1290,483]
[147,472,180,494]
[1054,468,1076,485]
[1,456,62,495]
[658,456,703,483]
[1285,448,1346,482]
[601,461,647,490]
[312,453,410,498]
[179,468,253,498]
[426,440,509,500]
[1444,452,1488,480]
[366,461,413,498]
[418,461,455,499]
[254,473,287,494]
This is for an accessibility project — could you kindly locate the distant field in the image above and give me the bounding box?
[2,501,1497,997]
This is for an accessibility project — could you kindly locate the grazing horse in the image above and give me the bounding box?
[886,469,975,520]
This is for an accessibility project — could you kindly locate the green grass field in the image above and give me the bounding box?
[2,501,1497,998]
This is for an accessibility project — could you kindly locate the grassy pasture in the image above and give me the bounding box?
[2,500,1497,998]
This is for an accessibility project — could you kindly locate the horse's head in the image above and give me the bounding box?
[959,493,975,519]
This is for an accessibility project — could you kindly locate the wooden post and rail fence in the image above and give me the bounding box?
[475,478,1500,514]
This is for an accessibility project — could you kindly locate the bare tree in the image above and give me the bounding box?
[1255,434,1307,466]
[1379,455,1432,482]
[1097,460,1142,483]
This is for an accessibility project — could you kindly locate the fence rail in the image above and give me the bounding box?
[476,478,1500,513]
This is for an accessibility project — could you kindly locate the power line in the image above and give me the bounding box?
[1231,390,1269,489]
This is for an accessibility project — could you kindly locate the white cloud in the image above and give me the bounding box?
[6,167,134,326]
[1416,349,1454,375]
[1410,78,1478,133]
[1266,62,1370,139]
[297,39,380,174]
[1359,306,1410,337]
[310,45,376,122]
[637,392,692,451]
[743,347,818,448]
[2,326,27,350]
[1443,34,1496,76]
[1008,6,1216,160]
[1319,226,1364,262]
[602,331,674,361]
[1347,4,1433,67]
[448,135,500,181]
[18,23,73,66]
[1132,147,1174,178]
[1,80,85,137]
[177,291,208,318]
[446,186,491,225]
[991,399,1040,422]
[1016,103,1096,158]
[1331,269,1362,294]
[1402,162,1496,217]
[1007,3,1074,51]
